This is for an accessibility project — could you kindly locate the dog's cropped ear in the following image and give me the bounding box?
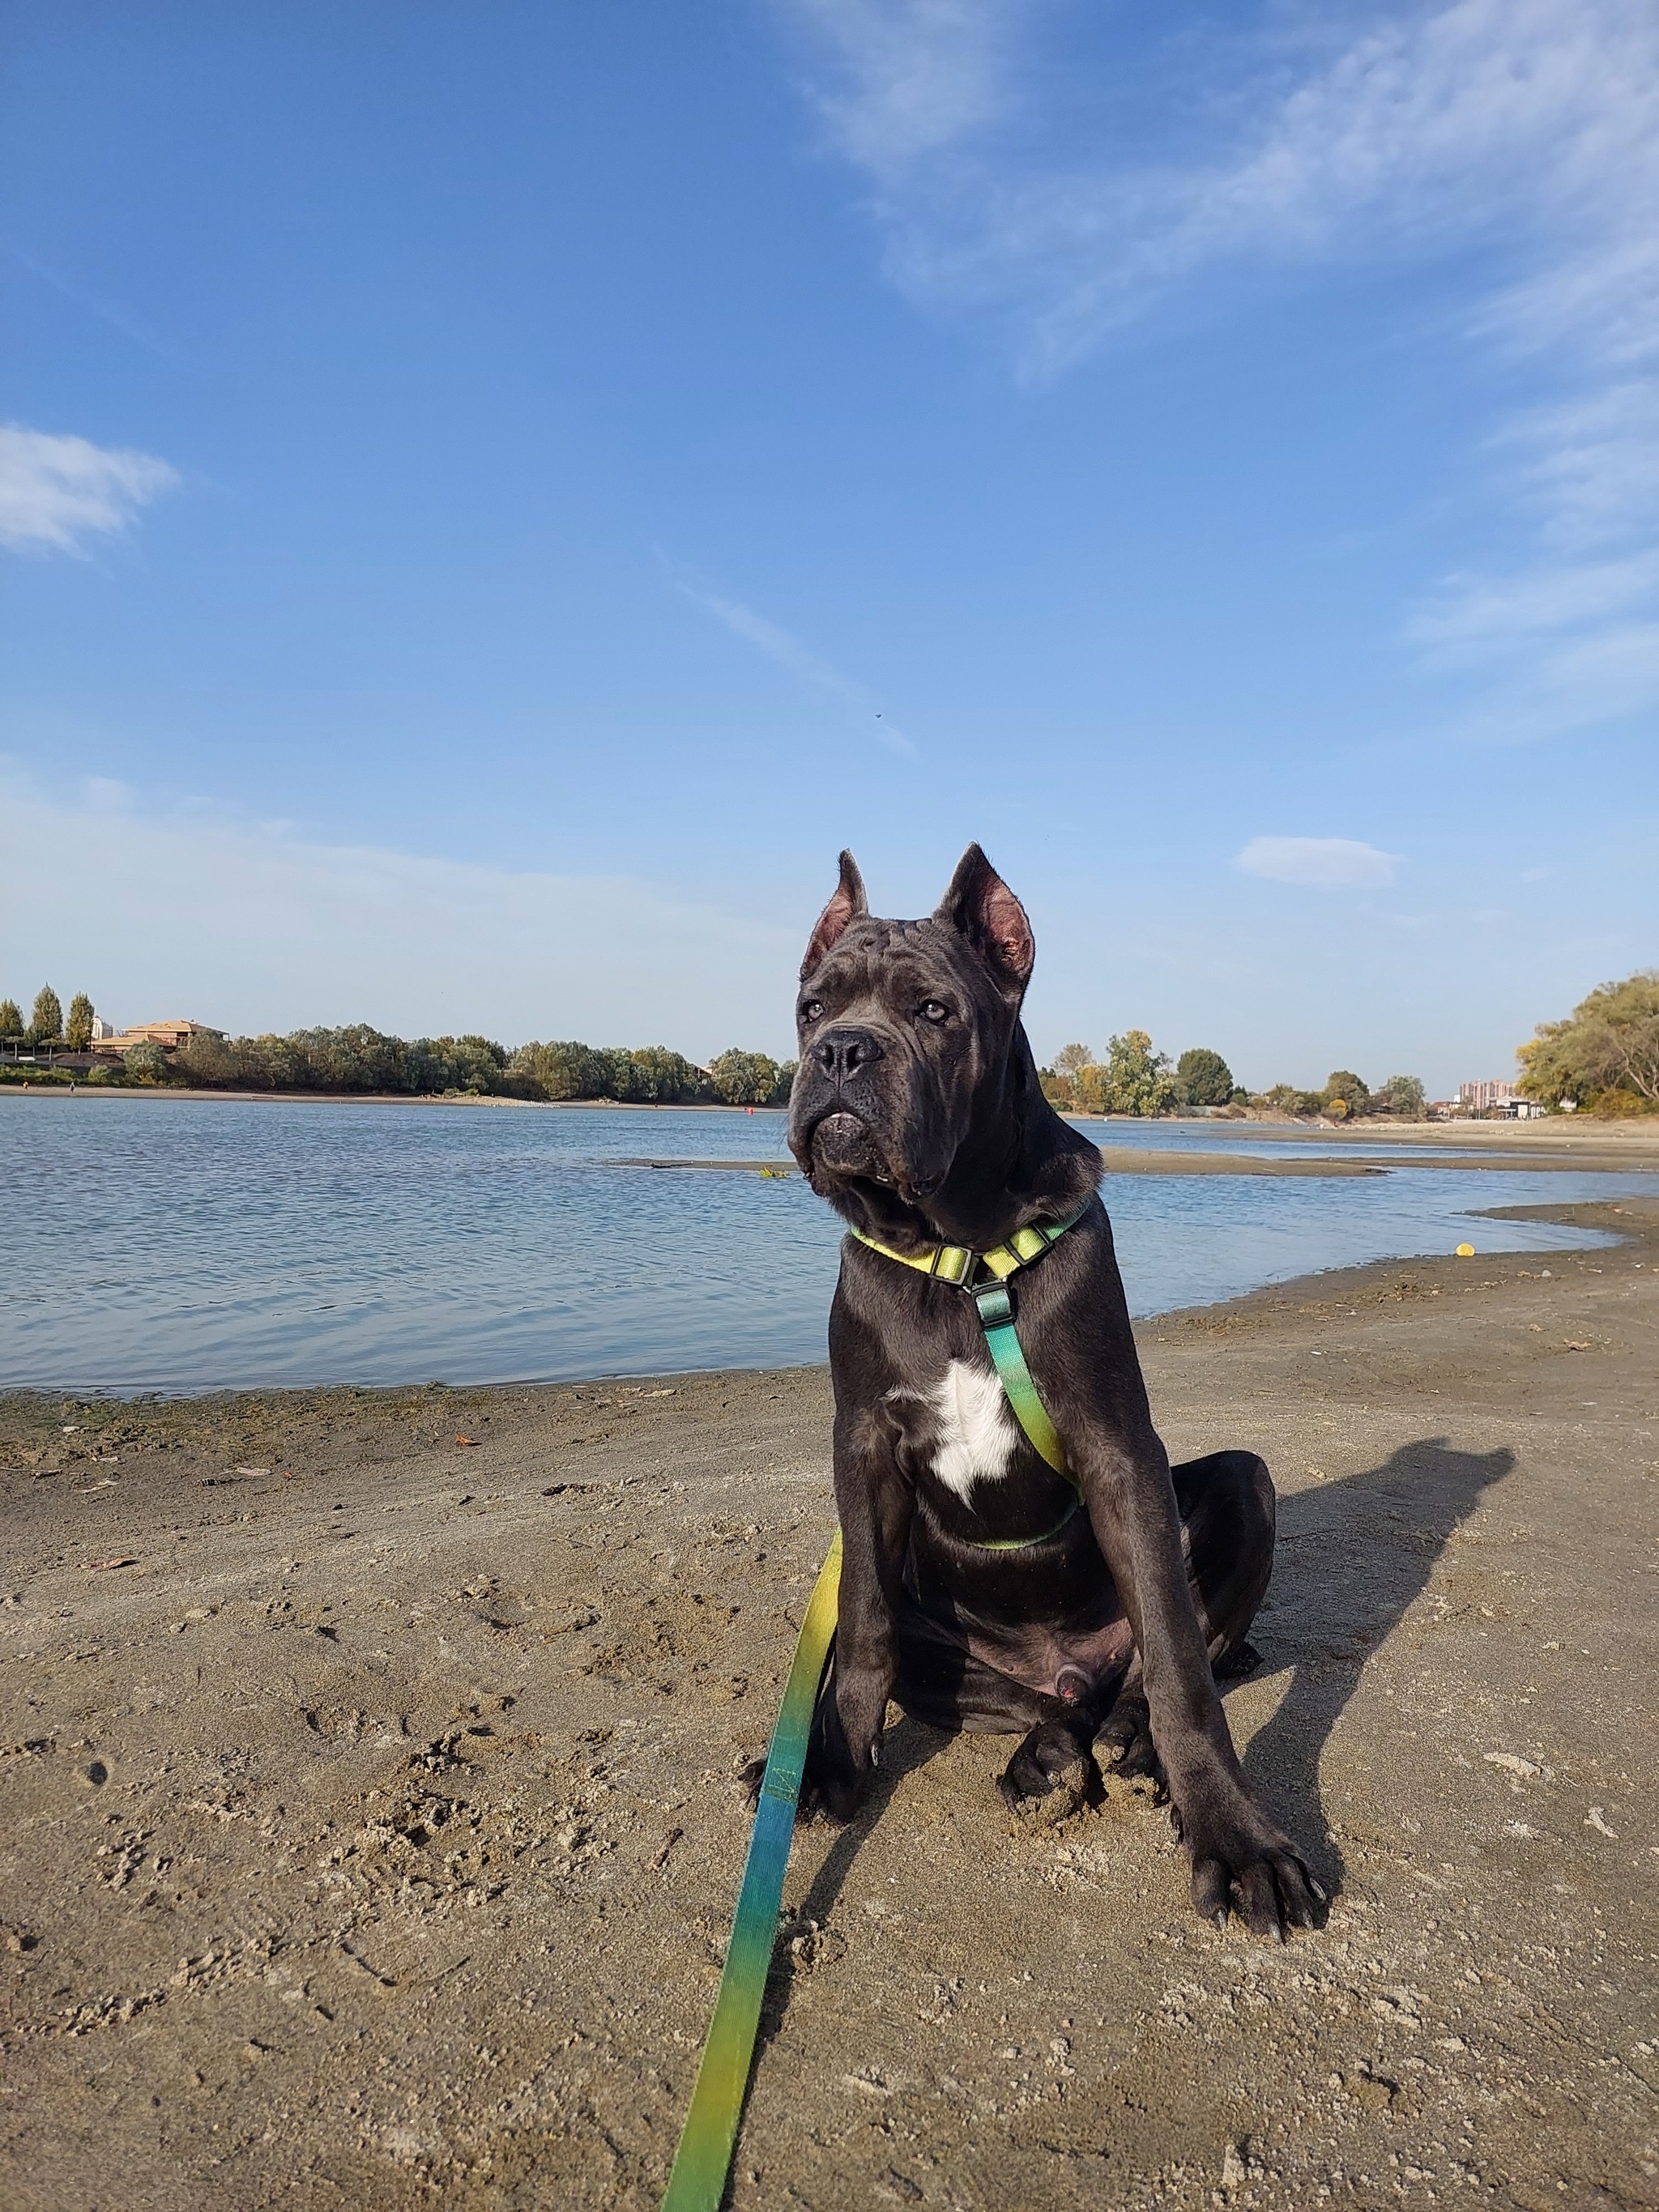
[936,844,1035,991]
[801,850,868,978]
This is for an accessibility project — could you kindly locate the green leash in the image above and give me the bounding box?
[660,1204,1087,2210]
[660,1530,842,2212]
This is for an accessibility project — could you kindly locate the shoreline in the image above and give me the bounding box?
[2,1195,1654,2207]
[6,1080,1657,1149]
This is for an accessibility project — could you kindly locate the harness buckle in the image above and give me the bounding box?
[971,1280,1014,1329]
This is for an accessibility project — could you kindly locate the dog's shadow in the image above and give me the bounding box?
[1236,1434,1515,1889]
[773,1433,1514,1960]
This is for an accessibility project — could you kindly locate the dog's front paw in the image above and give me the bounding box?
[997,1720,1094,1826]
[1173,1784,1326,1940]
[798,1675,885,1824]
[1093,1693,1166,1806]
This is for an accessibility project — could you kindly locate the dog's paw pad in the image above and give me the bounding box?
[1100,1764,1163,1808]
[998,1750,1092,1828]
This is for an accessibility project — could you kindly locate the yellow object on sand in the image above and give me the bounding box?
[1455,1242,1475,1257]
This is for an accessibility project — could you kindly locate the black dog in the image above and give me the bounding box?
[786,845,1321,1938]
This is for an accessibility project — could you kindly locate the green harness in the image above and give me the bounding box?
[850,1199,1091,1549]
[659,1200,1088,2212]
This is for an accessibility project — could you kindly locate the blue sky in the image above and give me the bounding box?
[2,0,1655,1093]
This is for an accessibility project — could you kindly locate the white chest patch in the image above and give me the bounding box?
[922,1359,1021,1503]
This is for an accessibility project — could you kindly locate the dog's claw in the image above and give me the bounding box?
[1213,1909,1229,1933]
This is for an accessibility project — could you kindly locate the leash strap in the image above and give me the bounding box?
[969,1277,1071,1476]
[660,1529,842,2212]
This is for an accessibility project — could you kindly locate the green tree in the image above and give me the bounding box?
[769,1059,799,1106]
[1517,970,1659,1111]
[409,1035,507,1093]
[1043,1042,1098,1110]
[1175,1046,1234,1107]
[0,999,21,1039]
[1322,1070,1371,1119]
[606,1046,702,1103]
[125,1040,168,1083]
[28,987,62,1046]
[1373,1073,1427,1120]
[65,994,96,1052]
[508,1039,608,1100]
[707,1048,782,1105]
[175,1029,241,1085]
[1101,1030,1179,1117]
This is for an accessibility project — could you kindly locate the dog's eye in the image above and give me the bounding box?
[918,1000,949,1025]
[800,999,825,1023]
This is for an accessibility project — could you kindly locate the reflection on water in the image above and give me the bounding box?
[2,1098,1645,1394]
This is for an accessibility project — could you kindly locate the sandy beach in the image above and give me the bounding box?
[3,1196,1657,2210]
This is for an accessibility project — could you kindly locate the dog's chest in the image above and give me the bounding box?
[889,1359,1020,1502]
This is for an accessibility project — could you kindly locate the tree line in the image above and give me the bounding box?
[11,966,1653,1115]
[0,987,95,1051]
[2,995,796,1106]
[1038,1033,1428,1121]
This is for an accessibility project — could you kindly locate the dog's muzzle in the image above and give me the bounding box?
[806,1109,889,1182]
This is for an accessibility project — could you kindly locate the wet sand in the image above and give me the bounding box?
[2,1199,1657,2210]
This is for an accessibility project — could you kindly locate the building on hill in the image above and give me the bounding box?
[92,1019,213,1059]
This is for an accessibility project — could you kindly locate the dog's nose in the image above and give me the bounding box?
[812,1028,885,1084]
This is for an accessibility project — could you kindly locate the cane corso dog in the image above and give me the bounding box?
[786,845,1322,1937]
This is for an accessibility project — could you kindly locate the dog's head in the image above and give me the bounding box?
[787,844,1039,1233]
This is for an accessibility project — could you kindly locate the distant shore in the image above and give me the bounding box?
[7,1082,1655,1175]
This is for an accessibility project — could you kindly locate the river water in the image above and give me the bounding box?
[2,1096,1648,1394]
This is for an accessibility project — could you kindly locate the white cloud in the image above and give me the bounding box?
[779,0,1659,371]
[672,570,919,755]
[776,0,1659,742]
[1235,836,1400,890]
[783,0,1016,181]
[0,766,800,1055]
[0,424,178,554]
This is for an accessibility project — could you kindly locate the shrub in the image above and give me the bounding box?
[125,1041,168,1083]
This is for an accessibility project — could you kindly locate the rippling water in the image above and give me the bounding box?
[2,1096,1647,1394]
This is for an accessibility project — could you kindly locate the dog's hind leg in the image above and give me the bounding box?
[891,1610,1099,1823]
[1093,1452,1273,1805]
[1172,1448,1277,1670]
